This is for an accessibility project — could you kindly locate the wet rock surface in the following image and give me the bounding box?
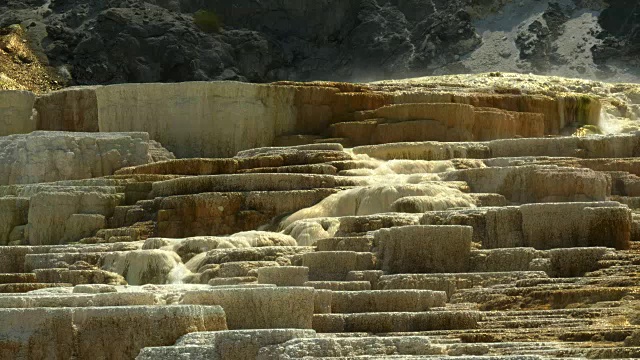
[0,75,640,358]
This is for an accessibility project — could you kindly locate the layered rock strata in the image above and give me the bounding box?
[0,75,639,359]
[0,73,638,157]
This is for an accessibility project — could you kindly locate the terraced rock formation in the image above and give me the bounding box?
[0,73,640,359]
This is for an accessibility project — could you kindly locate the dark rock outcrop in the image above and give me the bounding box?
[593,0,640,69]
[0,0,638,85]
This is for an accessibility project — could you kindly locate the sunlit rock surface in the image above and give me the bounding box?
[0,74,640,359]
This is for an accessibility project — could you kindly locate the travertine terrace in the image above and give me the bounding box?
[1,73,640,359]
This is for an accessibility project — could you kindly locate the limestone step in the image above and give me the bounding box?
[422,202,630,250]
[381,324,640,342]
[136,345,218,360]
[312,311,482,333]
[257,266,309,286]
[0,282,72,293]
[485,157,640,176]
[497,346,640,358]
[213,260,281,278]
[258,335,447,358]
[108,205,151,228]
[176,328,317,346]
[482,307,627,320]
[253,335,580,359]
[0,305,227,359]
[95,225,151,243]
[613,195,640,209]
[234,143,345,159]
[378,272,549,299]
[137,329,319,360]
[34,268,126,285]
[517,275,640,288]
[181,287,315,330]
[143,233,300,261]
[351,133,640,161]
[332,102,545,145]
[315,236,374,252]
[479,318,593,329]
[329,290,447,313]
[469,193,509,207]
[208,276,257,286]
[447,165,610,204]
[0,292,156,308]
[514,277,582,287]
[451,285,639,309]
[285,213,423,241]
[468,247,616,277]
[0,273,36,283]
[149,173,357,198]
[155,189,339,238]
[375,225,473,274]
[121,181,155,205]
[302,251,376,281]
[23,252,102,272]
[263,336,635,358]
[346,270,384,290]
[0,242,143,273]
[193,246,315,266]
[304,281,372,291]
[516,286,638,307]
[238,163,338,175]
[586,265,640,277]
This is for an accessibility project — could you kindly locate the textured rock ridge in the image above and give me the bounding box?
[1,0,639,84]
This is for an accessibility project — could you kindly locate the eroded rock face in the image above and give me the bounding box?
[96,82,300,158]
[0,131,173,185]
[2,0,639,84]
[34,87,100,132]
[27,191,122,246]
[0,305,227,359]
[593,0,640,70]
[0,75,639,359]
[376,225,473,274]
[0,0,477,84]
[182,287,315,329]
[0,90,36,136]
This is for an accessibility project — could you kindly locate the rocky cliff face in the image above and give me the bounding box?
[593,0,640,71]
[0,0,638,85]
